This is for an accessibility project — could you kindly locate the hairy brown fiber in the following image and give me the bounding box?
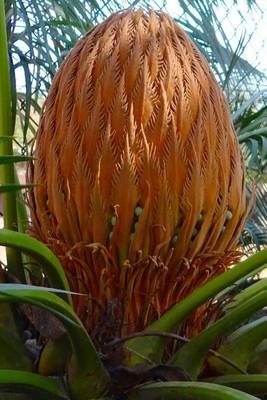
[29,10,247,338]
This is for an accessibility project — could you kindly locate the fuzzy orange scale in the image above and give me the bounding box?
[29,10,247,338]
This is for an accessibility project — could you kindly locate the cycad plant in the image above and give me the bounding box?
[29,9,248,339]
[2,4,267,400]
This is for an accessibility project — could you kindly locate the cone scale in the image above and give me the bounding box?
[29,10,247,339]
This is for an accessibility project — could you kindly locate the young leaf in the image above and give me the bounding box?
[0,328,32,370]
[0,269,30,371]
[38,334,72,375]
[0,183,34,193]
[209,375,267,396]
[0,136,13,142]
[208,317,267,375]
[170,290,267,378]
[0,370,68,400]
[125,249,267,365]
[128,381,260,400]
[224,278,267,313]
[0,283,81,295]
[248,339,267,373]
[0,286,110,399]
[0,229,72,305]
[0,155,33,164]
[0,0,24,282]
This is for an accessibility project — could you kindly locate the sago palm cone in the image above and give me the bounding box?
[29,9,247,340]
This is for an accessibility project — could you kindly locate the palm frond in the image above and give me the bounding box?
[234,99,267,174]
[174,0,266,95]
[241,184,267,253]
